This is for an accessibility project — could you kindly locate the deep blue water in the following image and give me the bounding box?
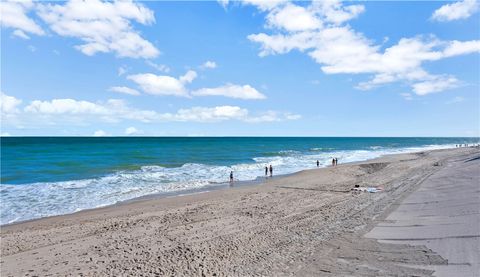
[1,137,478,224]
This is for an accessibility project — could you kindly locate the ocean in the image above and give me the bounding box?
[1,137,478,225]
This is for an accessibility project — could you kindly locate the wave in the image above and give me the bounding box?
[0,143,457,225]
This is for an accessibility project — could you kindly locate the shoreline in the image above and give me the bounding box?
[2,145,472,227]
[1,147,479,276]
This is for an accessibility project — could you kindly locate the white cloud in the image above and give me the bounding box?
[431,0,479,21]
[25,98,109,114]
[12,29,30,39]
[179,70,198,84]
[311,0,365,25]
[201,60,217,69]
[443,40,480,57]
[192,84,266,100]
[23,98,158,123]
[0,0,44,36]
[146,61,171,73]
[162,106,249,122]
[266,3,321,31]
[109,86,140,96]
[125,126,142,135]
[21,98,299,124]
[245,111,301,123]
[242,0,288,12]
[412,76,460,95]
[36,0,159,58]
[1,93,22,114]
[3,95,301,129]
[127,72,191,97]
[93,130,108,137]
[246,1,480,95]
[162,106,299,123]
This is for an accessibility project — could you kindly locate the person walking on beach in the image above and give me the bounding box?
[317,160,319,167]
[230,171,234,183]
[269,164,273,177]
[265,166,268,177]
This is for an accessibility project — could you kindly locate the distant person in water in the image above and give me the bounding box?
[269,164,273,177]
[230,171,234,183]
[332,158,335,166]
[335,158,338,165]
[265,166,268,177]
[317,160,319,167]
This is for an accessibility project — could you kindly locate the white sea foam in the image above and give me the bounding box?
[0,144,457,224]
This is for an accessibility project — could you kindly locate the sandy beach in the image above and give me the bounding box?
[1,147,478,276]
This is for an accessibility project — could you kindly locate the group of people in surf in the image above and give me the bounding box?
[331,157,339,166]
[230,158,341,184]
[230,164,273,184]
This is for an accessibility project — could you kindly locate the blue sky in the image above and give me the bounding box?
[1,0,479,136]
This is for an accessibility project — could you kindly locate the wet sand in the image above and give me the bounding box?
[1,147,478,276]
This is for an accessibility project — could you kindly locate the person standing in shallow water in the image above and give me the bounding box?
[317,160,319,167]
[265,166,268,177]
[332,158,335,166]
[230,171,234,183]
[269,164,273,177]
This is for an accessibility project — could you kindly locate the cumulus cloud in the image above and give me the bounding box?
[201,61,217,69]
[1,93,23,114]
[179,70,198,84]
[0,0,44,37]
[246,1,480,95]
[242,0,288,12]
[192,84,266,100]
[245,111,301,123]
[4,95,300,127]
[311,0,365,25]
[411,75,460,95]
[431,0,479,22]
[36,0,159,58]
[162,106,249,122]
[25,98,109,114]
[127,71,195,97]
[109,86,140,96]
[93,130,108,136]
[443,40,480,57]
[126,70,267,100]
[161,106,300,123]
[125,126,142,135]
[266,3,321,31]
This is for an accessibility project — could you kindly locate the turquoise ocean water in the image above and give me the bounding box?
[1,137,478,224]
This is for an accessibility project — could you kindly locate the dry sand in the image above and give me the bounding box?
[1,147,478,276]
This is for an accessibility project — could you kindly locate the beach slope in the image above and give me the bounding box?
[1,147,478,276]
